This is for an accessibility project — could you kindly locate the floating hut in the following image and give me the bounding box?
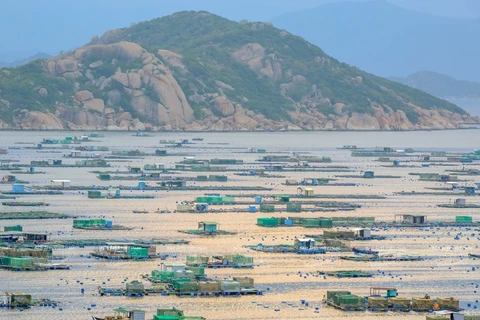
[285,179,298,185]
[352,228,372,239]
[0,292,32,308]
[326,291,365,311]
[50,180,71,188]
[155,308,205,320]
[176,204,193,212]
[91,243,156,260]
[370,287,398,297]
[73,219,127,230]
[0,231,48,243]
[129,166,142,173]
[0,247,70,270]
[92,301,137,313]
[363,171,375,178]
[4,225,22,232]
[464,187,476,196]
[178,222,236,236]
[297,187,314,197]
[323,230,355,239]
[319,270,373,278]
[249,238,326,254]
[186,254,254,268]
[75,159,109,167]
[1,175,17,183]
[396,214,426,225]
[100,275,261,297]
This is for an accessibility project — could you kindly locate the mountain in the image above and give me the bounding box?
[390,71,480,98]
[0,11,476,131]
[271,0,480,82]
[0,52,51,68]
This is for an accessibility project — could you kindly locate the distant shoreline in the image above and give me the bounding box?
[0,126,478,133]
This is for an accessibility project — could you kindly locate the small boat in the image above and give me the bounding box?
[192,137,204,141]
[132,210,149,214]
[0,148,8,154]
[132,131,153,137]
[352,247,379,255]
[2,201,50,206]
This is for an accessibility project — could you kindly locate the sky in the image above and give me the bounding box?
[1,0,479,62]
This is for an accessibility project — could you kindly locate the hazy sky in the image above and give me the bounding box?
[1,0,479,61]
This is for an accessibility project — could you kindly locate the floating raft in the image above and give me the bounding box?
[326,301,366,311]
[306,234,385,241]
[178,230,237,236]
[1,191,63,195]
[319,270,373,278]
[191,263,254,269]
[224,194,386,200]
[90,252,157,260]
[1,202,50,207]
[0,195,17,199]
[394,191,466,196]
[334,175,402,179]
[340,255,423,262]
[247,244,326,254]
[0,180,30,184]
[97,287,262,297]
[0,264,71,271]
[9,170,46,174]
[45,238,189,247]
[73,225,132,231]
[107,195,155,199]
[352,248,379,255]
[437,204,480,208]
[0,211,71,220]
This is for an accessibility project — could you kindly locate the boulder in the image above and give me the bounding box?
[233,112,258,130]
[117,111,132,122]
[54,59,78,76]
[148,72,194,124]
[38,88,48,96]
[127,73,142,89]
[75,90,94,102]
[83,98,105,113]
[24,111,64,130]
[104,107,115,116]
[333,103,345,115]
[89,60,104,69]
[157,50,186,70]
[334,115,349,130]
[213,96,235,117]
[112,73,129,87]
[346,113,380,130]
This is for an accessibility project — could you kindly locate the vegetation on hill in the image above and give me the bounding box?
[0,61,75,122]
[95,11,465,123]
[0,11,473,130]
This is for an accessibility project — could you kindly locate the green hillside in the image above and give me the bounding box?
[0,11,472,130]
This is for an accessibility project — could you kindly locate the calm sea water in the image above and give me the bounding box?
[1,129,479,150]
[0,130,479,320]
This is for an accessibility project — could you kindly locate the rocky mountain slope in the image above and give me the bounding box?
[0,11,477,131]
